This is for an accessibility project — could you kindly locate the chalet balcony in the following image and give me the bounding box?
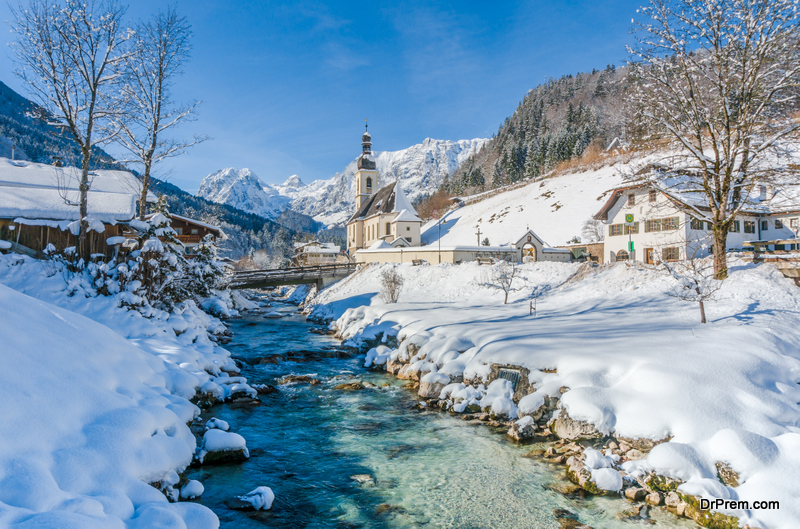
[176,234,203,244]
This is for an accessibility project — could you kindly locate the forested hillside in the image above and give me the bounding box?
[440,65,633,198]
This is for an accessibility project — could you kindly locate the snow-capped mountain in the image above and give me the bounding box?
[196,137,488,227]
[289,138,488,226]
[196,168,291,220]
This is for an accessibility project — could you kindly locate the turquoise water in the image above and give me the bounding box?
[187,303,694,528]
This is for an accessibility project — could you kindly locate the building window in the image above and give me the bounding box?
[615,250,629,261]
[609,224,623,236]
[761,220,769,231]
[406,226,410,231]
[649,189,657,202]
[624,222,639,234]
[706,221,713,230]
[662,247,680,261]
[744,221,756,234]
[645,219,661,232]
[407,237,412,243]
[628,194,635,206]
[791,218,799,228]
[728,221,740,233]
[191,229,199,235]
[663,217,679,230]
[366,177,372,190]
[775,219,784,229]
[175,227,183,235]
[690,218,703,230]
[386,222,391,235]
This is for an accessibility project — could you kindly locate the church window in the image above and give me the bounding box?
[366,177,372,190]
[386,222,391,235]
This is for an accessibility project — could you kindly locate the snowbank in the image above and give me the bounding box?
[0,284,216,528]
[0,253,259,527]
[309,259,800,529]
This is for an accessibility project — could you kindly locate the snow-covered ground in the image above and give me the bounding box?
[308,259,800,529]
[0,253,251,528]
[420,156,641,248]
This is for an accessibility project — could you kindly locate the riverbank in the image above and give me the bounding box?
[0,253,257,528]
[306,259,800,529]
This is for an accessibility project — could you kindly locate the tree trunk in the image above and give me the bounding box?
[699,300,707,324]
[139,162,151,221]
[504,291,508,304]
[712,225,728,280]
[78,146,91,262]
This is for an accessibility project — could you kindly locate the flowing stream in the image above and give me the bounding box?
[186,301,694,528]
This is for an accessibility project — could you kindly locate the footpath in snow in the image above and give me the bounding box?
[0,253,257,528]
[307,259,800,529]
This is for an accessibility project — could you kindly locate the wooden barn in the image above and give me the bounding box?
[0,158,154,259]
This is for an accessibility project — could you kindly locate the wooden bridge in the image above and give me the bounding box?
[228,262,358,290]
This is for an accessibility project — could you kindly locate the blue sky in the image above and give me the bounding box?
[0,1,641,192]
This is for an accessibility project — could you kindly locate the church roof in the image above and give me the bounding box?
[347,181,420,224]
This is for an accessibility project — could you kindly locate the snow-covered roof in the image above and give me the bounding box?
[147,213,221,234]
[0,158,151,222]
[392,182,418,216]
[347,180,420,224]
[294,241,340,253]
[368,240,393,250]
[393,209,422,223]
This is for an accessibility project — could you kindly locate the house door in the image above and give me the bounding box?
[645,248,654,265]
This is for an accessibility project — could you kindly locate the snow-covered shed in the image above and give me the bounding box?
[293,240,346,266]
[0,158,153,256]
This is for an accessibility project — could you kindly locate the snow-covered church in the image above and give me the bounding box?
[346,127,423,254]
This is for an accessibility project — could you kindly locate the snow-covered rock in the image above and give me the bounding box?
[196,429,249,464]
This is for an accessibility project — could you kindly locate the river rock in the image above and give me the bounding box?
[645,492,662,505]
[396,363,417,380]
[279,375,321,385]
[418,379,447,399]
[552,409,602,440]
[625,449,646,461]
[195,429,249,466]
[386,359,404,375]
[624,487,647,501]
[350,474,375,486]
[665,491,681,508]
[507,416,537,441]
[334,382,366,390]
[253,384,278,394]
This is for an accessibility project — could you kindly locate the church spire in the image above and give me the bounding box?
[362,119,372,154]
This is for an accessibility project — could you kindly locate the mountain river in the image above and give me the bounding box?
[186,301,694,529]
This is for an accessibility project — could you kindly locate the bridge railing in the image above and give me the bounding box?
[228,262,358,286]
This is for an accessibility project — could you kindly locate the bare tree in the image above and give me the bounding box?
[628,0,800,279]
[11,0,130,260]
[380,267,404,303]
[663,254,722,323]
[113,7,207,220]
[481,260,523,304]
[581,217,605,243]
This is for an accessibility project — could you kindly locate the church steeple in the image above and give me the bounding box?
[362,120,372,154]
[355,121,378,209]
